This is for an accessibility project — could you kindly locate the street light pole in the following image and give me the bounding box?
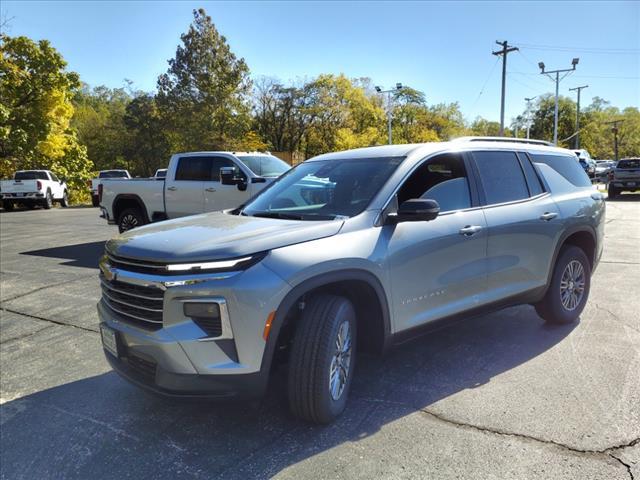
[375,83,404,145]
[538,58,579,145]
[569,85,588,149]
[524,96,537,139]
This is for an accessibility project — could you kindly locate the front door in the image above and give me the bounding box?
[164,156,206,218]
[385,152,488,333]
[202,156,250,212]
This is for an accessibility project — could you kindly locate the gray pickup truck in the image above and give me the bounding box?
[97,137,605,424]
[608,158,640,198]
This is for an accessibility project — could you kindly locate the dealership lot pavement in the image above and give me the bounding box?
[1,198,639,480]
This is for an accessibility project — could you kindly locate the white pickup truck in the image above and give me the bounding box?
[90,170,131,207]
[100,151,291,232]
[0,170,69,211]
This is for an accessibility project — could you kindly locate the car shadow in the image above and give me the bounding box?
[606,193,640,202]
[0,305,577,479]
[20,241,106,269]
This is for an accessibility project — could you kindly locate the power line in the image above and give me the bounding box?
[509,70,639,80]
[514,42,639,55]
[470,57,500,111]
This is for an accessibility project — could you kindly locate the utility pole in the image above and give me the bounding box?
[492,40,519,136]
[538,58,580,145]
[606,120,624,161]
[524,96,537,139]
[569,85,588,149]
[375,83,404,145]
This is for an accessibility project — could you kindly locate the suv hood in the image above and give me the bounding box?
[106,212,345,263]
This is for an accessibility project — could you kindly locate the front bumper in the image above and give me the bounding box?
[96,261,289,398]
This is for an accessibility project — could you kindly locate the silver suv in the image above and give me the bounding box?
[98,138,606,424]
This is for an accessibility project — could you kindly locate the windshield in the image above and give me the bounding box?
[237,155,290,177]
[100,170,129,179]
[15,171,48,180]
[241,157,403,220]
[617,159,640,169]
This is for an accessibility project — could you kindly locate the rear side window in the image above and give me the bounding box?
[517,152,545,196]
[175,157,211,181]
[472,151,530,205]
[529,154,591,187]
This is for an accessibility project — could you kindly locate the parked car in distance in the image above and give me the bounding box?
[91,170,131,207]
[99,151,291,232]
[595,160,616,182]
[154,168,167,179]
[572,149,596,180]
[1,170,68,211]
[97,137,605,424]
[608,157,640,198]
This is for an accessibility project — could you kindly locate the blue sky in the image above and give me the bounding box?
[2,1,639,124]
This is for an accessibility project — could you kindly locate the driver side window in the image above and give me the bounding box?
[397,153,471,213]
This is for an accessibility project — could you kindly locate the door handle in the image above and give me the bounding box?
[459,225,483,236]
[167,186,177,191]
[205,187,216,192]
[539,212,558,221]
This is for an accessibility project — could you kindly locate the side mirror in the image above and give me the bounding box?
[394,199,440,222]
[220,166,247,191]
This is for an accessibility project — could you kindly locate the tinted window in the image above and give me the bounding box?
[15,171,48,180]
[473,151,530,205]
[99,170,129,179]
[175,157,211,181]
[517,153,545,196]
[398,153,471,212]
[530,154,592,187]
[49,172,59,182]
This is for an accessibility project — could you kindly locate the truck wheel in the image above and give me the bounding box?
[118,207,144,233]
[3,201,13,211]
[92,195,99,207]
[535,245,591,325]
[60,191,69,207]
[43,190,53,209]
[288,294,357,424]
[607,185,618,199]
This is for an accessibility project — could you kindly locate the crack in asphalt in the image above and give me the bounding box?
[594,303,640,334]
[0,272,96,303]
[0,324,55,345]
[0,307,99,334]
[609,452,636,480]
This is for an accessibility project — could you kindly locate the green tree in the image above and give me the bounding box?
[156,8,252,152]
[0,34,93,201]
[527,94,576,146]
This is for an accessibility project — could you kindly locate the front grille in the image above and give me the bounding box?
[126,354,157,382]
[100,275,164,329]
[106,253,168,275]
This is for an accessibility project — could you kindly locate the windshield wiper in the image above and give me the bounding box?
[251,211,306,220]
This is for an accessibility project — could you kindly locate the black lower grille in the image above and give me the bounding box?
[100,275,164,330]
[192,317,223,337]
[127,354,157,381]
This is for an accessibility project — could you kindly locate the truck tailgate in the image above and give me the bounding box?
[0,180,39,193]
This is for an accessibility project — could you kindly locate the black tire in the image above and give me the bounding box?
[118,207,144,233]
[92,195,100,207]
[607,185,618,199]
[535,245,591,325]
[3,201,13,211]
[288,294,357,424]
[60,190,69,207]
[43,190,53,209]
[26,202,36,210]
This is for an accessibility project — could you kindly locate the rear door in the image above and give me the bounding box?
[202,156,249,212]
[470,150,562,302]
[164,156,207,218]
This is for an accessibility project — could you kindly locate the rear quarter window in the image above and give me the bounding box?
[529,153,592,188]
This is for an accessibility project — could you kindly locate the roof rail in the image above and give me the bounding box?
[453,136,554,147]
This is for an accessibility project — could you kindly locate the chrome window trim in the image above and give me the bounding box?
[180,297,234,341]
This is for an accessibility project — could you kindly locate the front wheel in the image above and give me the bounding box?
[535,245,591,324]
[288,294,357,424]
[118,207,144,233]
[60,191,69,207]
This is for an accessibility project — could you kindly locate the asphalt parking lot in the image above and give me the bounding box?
[1,197,639,480]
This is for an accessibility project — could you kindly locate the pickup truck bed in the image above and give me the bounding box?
[608,158,640,198]
[1,170,68,210]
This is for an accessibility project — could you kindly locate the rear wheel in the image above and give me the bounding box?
[118,207,144,233]
[535,245,591,324]
[288,294,357,424]
[60,191,69,207]
[43,190,53,209]
[3,201,14,211]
